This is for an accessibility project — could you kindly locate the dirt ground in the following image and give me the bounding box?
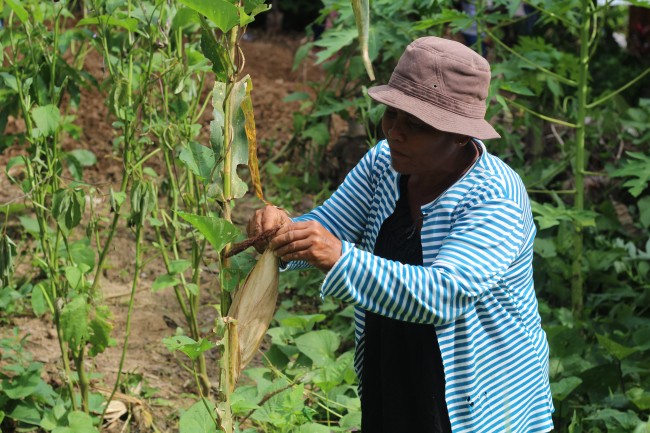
[0,31,327,432]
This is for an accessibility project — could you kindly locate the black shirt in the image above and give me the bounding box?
[361,175,452,433]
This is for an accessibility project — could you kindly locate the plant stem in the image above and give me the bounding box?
[74,350,90,413]
[572,0,591,319]
[100,224,143,424]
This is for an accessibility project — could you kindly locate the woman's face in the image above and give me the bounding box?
[381,107,467,176]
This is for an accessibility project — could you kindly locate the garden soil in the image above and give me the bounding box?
[0,32,328,432]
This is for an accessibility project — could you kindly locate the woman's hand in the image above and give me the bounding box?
[270,221,342,272]
[247,205,292,253]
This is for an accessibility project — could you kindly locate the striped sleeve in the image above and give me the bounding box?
[320,195,526,325]
[281,145,380,271]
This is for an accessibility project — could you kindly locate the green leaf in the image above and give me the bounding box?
[51,189,85,234]
[179,400,217,433]
[163,336,215,361]
[596,334,638,360]
[294,330,340,367]
[77,15,138,32]
[609,151,650,197]
[5,0,29,23]
[88,306,114,357]
[178,141,216,181]
[313,28,357,64]
[31,105,61,138]
[298,424,332,433]
[200,23,229,81]
[2,362,43,399]
[176,0,239,33]
[626,387,650,411]
[550,376,582,402]
[67,149,97,167]
[169,260,192,275]
[65,266,83,290]
[31,282,49,316]
[172,7,201,30]
[152,274,180,292]
[9,401,41,426]
[68,240,96,272]
[66,411,98,433]
[177,211,239,253]
[0,72,19,91]
[60,295,89,350]
[638,196,650,228]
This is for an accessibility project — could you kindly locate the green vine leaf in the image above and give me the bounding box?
[77,15,138,32]
[176,0,239,33]
[177,211,240,253]
[60,295,89,352]
[31,105,61,138]
[163,335,215,361]
[179,400,218,433]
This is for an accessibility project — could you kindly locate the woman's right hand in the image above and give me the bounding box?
[247,205,292,253]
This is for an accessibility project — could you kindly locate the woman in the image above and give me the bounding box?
[248,37,554,432]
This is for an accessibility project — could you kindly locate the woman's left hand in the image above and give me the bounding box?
[270,221,342,272]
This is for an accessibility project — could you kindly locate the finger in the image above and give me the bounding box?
[270,225,312,250]
[262,206,278,232]
[274,238,313,259]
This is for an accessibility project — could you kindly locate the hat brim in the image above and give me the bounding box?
[368,85,501,140]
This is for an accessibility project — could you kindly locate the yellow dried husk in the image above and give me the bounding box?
[227,249,279,383]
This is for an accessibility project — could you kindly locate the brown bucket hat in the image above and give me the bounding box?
[368,36,500,140]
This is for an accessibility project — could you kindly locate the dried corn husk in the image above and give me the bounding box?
[227,249,279,384]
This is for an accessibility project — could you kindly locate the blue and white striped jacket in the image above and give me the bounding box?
[289,139,554,432]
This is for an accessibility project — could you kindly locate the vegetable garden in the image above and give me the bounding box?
[0,0,649,432]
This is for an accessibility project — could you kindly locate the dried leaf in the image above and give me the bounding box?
[227,249,279,384]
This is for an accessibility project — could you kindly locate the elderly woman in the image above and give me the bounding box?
[248,37,554,432]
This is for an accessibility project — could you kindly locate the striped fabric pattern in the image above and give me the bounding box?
[287,139,554,432]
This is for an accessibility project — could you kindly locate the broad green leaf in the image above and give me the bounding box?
[179,400,217,433]
[65,266,83,290]
[88,306,114,357]
[2,362,42,399]
[340,410,362,429]
[77,15,138,32]
[627,388,650,411]
[60,295,89,350]
[5,0,29,23]
[294,330,340,367]
[66,411,98,433]
[67,149,97,167]
[68,240,95,272]
[32,105,61,138]
[172,7,201,30]
[176,0,239,33]
[298,424,331,433]
[169,260,192,275]
[177,211,239,253]
[550,376,582,402]
[152,274,180,292]
[178,141,216,181]
[31,282,49,316]
[596,334,638,361]
[0,72,19,91]
[9,401,41,426]
[163,336,215,361]
[278,314,327,331]
[200,23,229,81]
